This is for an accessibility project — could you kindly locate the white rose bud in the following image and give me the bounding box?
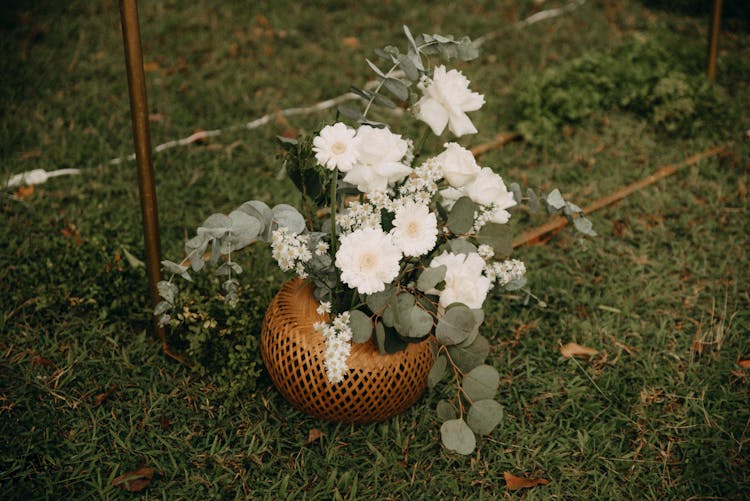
[463,167,513,207]
[436,142,480,188]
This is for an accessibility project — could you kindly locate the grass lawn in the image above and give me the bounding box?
[2,0,749,498]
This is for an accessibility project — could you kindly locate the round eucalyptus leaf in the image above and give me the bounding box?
[375,321,387,355]
[436,304,476,346]
[447,335,490,374]
[476,223,513,258]
[467,399,503,436]
[428,354,448,389]
[436,400,457,423]
[349,309,373,343]
[446,197,477,235]
[463,364,500,402]
[272,204,306,234]
[440,418,476,455]
[408,305,433,338]
[226,210,262,251]
[417,265,447,292]
[237,200,273,240]
[446,238,477,256]
[365,285,396,314]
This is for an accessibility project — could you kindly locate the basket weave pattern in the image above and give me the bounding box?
[261,279,434,424]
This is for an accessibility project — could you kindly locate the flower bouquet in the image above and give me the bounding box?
[156,27,593,455]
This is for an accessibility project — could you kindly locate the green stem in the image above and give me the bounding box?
[330,169,339,283]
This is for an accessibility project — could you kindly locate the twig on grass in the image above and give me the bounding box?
[469,132,520,158]
[512,143,731,248]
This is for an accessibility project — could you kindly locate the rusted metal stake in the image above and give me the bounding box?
[707,0,723,81]
[119,0,167,345]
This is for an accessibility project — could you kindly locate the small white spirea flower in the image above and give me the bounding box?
[414,65,485,137]
[335,228,402,295]
[477,244,494,260]
[489,259,526,286]
[271,227,312,274]
[429,251,491,309]
[316,301,332,315]
[313,122,359,172]
[318,311,353,384]
[391,201,438,257]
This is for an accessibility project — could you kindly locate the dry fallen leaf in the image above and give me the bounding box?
[93,385,116,407]
[504,471,549,491]
[739,359,750,369]
[342,36,360,49]
[560,342,598,359]
[305,428,325,444]
[14,185,35,199]
[112,466,154,492]
[143,61,160,72]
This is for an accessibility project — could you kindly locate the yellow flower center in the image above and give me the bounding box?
[359,253,375,270]
[331,141,347,155]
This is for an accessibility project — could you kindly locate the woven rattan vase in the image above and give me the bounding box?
[261,279,434,424]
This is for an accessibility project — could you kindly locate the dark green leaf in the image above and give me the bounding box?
[476,223,513,258]
[446,238,477,255]
[392,292,416,336]
[436,304,476,346]
[436,400,457,422]
[383,78,410,102]
[527,188,541,214]
[349,309,373,343]
[365,285,396,314]
[408,305,434,338]
[467,399,503,435]
[338,102,364,121]
[440,418,476,455]
[448,335,490,373]
[446,197,477,235]
[428,354,448,389]
[397,54,420,81]
[509,182,522,204]
[366,58,387,79]
[417,265,446,292]
[375,321,387,355]
[463,364,500,401]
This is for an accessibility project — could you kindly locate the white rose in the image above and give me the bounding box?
[463,167,513,207]
[429,251,491,309]
[343,126,412,193]
[435,142,480,188]
[414,65,485,137]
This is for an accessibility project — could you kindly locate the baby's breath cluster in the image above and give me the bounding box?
[314,310,353,384]
[487,258,526,286]
[271,227,313,278]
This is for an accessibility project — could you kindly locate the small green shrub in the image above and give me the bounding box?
[166,271,270,401]
[515,40,729,144]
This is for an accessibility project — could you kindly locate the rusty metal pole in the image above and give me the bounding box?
[119,0,167,345]
[707,0,723,81]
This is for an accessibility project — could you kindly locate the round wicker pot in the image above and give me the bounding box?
[261,279,434,424]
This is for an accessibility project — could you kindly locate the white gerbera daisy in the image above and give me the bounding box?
[313,122,359,172]
[335,228,402,295]
[391,201,438,257]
